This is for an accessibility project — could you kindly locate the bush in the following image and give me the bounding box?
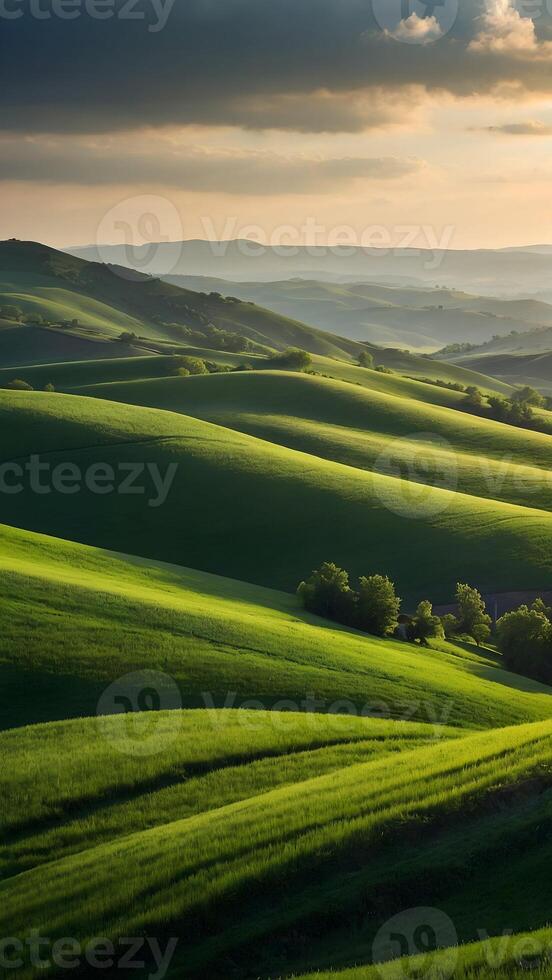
[0,305,23,322]
[463,386,483,408]
[118,331,138,343]
[297,563,356,626]
[358,351,374,369]
[356,574,400,637]
[44,382,55,392]
[172,356,208,376]
[3,378,33,390]
[407,600,444,646]
[265,349,312,372]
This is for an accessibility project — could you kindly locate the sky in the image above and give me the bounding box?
[2,0,552,250]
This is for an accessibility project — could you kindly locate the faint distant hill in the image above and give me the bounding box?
[162,274,552,351]
[70,239,552,296]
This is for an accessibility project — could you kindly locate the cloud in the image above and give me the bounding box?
[2,1,552,135]
[0,138,423,192]
[469,0,552,56]
[388,13,444,45]
[477,119,552,135]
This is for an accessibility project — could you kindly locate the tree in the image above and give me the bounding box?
[488,395,534,427]
[463,386,483,408]
[455,583,491,642]
[511,385,545,408]
[44,382,55,392]
[172,356,208,376]
[3,378,33,390]
[356,574,400,637]
[496,601,552,684]
[358,351,375,369]
[440,613,458,639]
[118,331,137,343]
[266,348,312,372]
[297,562,355,625]
[407,600,444,646]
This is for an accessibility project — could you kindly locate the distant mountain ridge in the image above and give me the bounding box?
[69,239,552,296]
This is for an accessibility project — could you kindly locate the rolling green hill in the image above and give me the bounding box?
[77,369,552,510]
[2,717,552,978]
[3,521,548,731]
[2,248,552,980]
[452,350,552,395]
[0,240,370,359]
[164,274,552,351]
[2,388,552,603]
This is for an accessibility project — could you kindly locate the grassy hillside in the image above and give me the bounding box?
[2,720,552,979]
[78,370,552,510]
[2,710,454,877]
[0,240,369,359]
[3,522,548,731]
[454,350,552,395]
[2,389,552,602]
[164,274,550,350]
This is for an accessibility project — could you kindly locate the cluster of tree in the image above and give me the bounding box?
[488,394,536,427]
[171,355,231,377]
[496,599,552,685]
[416,378,466,392]
[297,563,491,647]
[458,384,547,429]
[164,321,253,353]
[0,305,23,322]
[263,349,313,371]
[1,379,55,391]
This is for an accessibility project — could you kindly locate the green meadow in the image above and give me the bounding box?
[2,240,552,980]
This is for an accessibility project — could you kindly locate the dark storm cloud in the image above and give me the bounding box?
[0,139,422,190]
[1,0,552,134]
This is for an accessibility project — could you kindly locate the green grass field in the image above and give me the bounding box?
[2,719,552,978]
[2,388,552,602]
[3,522,548,731]
[76,369,552,510]
[3,239,552,980]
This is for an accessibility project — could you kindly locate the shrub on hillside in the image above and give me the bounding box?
[358,351,374,369]
[463,386,483,408]
[2,379,33,390]
[172,356,209,376]
[265,348,312,372]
